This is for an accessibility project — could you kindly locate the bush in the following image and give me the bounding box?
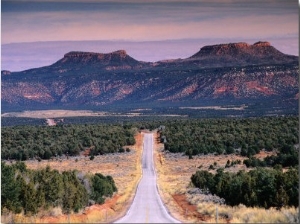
[118,148,125,153]
[1,162,117,215]
[191,167,298,208]
[91,173,117,204]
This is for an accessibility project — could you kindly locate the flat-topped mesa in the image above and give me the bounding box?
[195,42,250,56]
[185,41,299,67]
[64,50,128,59]
[190,41,292,60]
[58,50,142,67]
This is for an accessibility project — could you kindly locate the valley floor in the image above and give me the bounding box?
[2,130,298,223]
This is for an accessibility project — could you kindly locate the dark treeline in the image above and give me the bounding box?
[191,167,298,208]
[243,144,298,168]
[1,162,117,215]
[158,116,298,158]
[1,124,136,160]
[1,114,187,127]
[2,116,298,163]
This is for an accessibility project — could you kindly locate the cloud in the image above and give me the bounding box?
[2,7,297,44]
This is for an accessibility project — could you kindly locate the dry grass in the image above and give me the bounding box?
[192,198,299,223]
[154,132,299,223]
[1,110,108,118]
[6,132,144,223]
[2,109,184,120]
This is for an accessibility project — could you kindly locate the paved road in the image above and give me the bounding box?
[115,133,180,223]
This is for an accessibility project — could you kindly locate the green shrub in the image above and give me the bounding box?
[191,167,298,208]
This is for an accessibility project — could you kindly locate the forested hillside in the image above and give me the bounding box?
[1,124,136,160]
[1,162,117,215]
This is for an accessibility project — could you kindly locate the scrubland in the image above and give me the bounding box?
[154,132,299,223]
[2,133,143,223]
[2,130,298,223]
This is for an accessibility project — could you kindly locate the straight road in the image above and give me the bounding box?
[115,133,180,223]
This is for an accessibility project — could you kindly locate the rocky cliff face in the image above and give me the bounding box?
[1,41,298,112]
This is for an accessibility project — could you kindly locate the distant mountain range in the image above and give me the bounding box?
[1,41,299,115]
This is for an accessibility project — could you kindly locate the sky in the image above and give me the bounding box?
[1,0,299,71]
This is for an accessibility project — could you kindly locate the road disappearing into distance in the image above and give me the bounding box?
[115,133,180,223]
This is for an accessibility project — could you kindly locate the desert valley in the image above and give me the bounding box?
[1,40,299,223]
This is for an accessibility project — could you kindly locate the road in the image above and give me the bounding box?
[115,133,180,223]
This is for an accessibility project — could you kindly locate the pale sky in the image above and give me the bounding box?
[1,0,299,71]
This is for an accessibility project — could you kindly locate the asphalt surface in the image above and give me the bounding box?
[115,133,180,223]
